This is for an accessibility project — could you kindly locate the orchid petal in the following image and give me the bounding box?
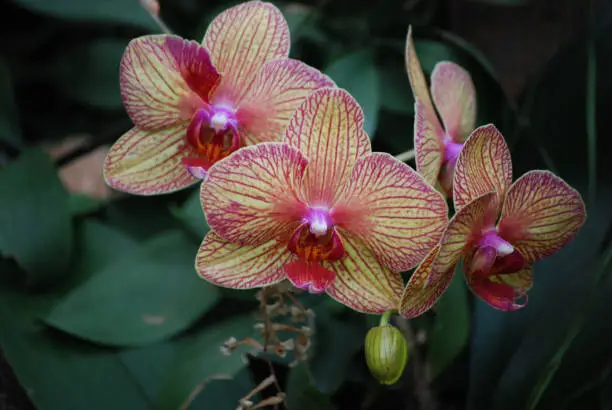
[324,231,403,314]
[238,58,335,145]
[464,249,531,312]
[201,142,308,245]
[498,170,586,263]
[204,1,289,104]
[120,35,220,130]
[405,26,435,115]
[103,126,197,195]
[438,192,498,276]
[414,100,445,185]
[196,232,293,289]
[334,152,448,271]
[431,61,477,141]
[285,88,371,204]
[399,245,454,318]
[285,260,336,294]
[453,124,512,212]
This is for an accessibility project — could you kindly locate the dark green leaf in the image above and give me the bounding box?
[11,0,158,30]
[157,314,258,409]
[378,62,414,114]
[0,273,152,410]
[285,364,337,410]
[309,311,365,394]
[69,194,104,216]
[44,231,221,346]
[0,148,72,286]
[427,268,470,379]
[48,40,128,109]
[0,59,22,147]
[325,49,380,137]
[170,187,209,239]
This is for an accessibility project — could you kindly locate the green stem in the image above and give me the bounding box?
[379,310,395,326]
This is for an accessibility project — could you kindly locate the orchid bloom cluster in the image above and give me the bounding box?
[104,1,586,318]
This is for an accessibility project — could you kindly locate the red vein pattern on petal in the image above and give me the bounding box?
[414,100,444,185]
[120,35,219,130]
[430,61,477,142]
[238,58,335,146]
[334,152,448,271]
[103,125,197,195]
[324,230,404,314]
[438,192,498,277]
[201,142,308,246]
[196,232,294,289]
[399,245,454,318]
[204,1,290,105]
[498,170,586,264]
[405,26,435,115]
[285,88,371,204]
[453,124,512,213]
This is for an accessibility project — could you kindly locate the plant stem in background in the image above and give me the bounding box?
[396,149,416,162]
[140,0,173,34]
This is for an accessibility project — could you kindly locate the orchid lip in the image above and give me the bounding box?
[478,230,514,257]
[443,137,463,165]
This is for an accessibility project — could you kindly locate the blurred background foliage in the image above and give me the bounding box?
[0,0,611,409]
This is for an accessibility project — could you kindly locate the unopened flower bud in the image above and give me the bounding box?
[364,325,408,385]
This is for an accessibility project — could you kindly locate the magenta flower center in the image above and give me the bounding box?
[287,206,345,262]
[469,227,526,277]
[182,103,241,179]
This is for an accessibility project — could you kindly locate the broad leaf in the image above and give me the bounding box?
[0,149,72,286]
[0,59,22,147]
[45,231,221,347]
[325,49,380,137]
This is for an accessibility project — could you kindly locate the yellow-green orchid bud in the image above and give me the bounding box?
[365,324,409,385]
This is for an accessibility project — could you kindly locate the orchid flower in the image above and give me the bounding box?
[103,1,333,195]
[406,27,477,194]
[399,124,586,316]
[196,88,448,313]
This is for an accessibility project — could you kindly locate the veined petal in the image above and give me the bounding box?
[324,231,403,314]
[414,100,444,185]
[431,62,477,141]
[285,260,336,294]
[285,88,371,204]
[438,192,498,275]
[333,152,448,271]
[453,124,512,212]
[196,232,294,289]
[405,26,435,115]
[103,125,197,195]
[464,252,531,312]
[204,1,289,104]
[498,170,586,263]
[201,142,308,245]
[121,35,220,130]
[238,58,335,145]
[399,245,454,318]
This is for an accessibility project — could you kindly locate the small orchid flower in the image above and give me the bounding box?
[103,1,333,195]
[405,27,477,194]
[196,88,448,313]
[399,124,586,316]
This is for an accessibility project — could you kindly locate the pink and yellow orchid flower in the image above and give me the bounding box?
[196,88,449,313]
[103,1,333,195]
[406,27,477,194]
[399,124,586,316]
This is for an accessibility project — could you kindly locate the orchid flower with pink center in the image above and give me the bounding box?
[196,88,448,313]
[399,124,586,316]
[405,27,477,195]
[103,1,334,195]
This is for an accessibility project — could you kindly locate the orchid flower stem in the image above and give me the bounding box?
[379,310,395,326]
[150,13,173,35]
[395,149,415,163]
[140,0,174,34]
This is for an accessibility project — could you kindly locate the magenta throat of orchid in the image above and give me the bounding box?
[182,103,241,180]
[469,228,526,277]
